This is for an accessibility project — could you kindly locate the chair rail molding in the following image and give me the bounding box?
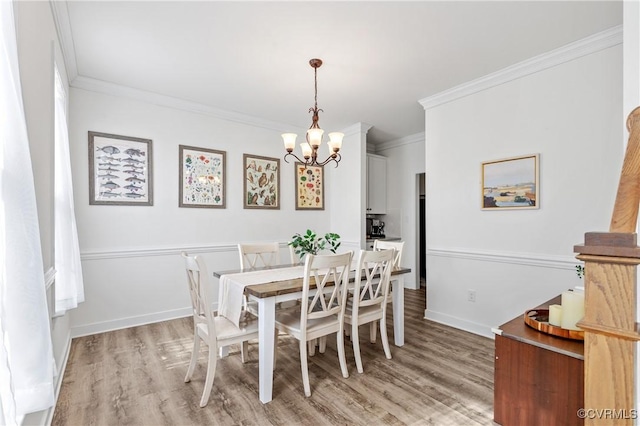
[81,241,362,261]
[427,247,578,270]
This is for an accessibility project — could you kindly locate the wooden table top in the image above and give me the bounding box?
[214,264,411,299]
[498,295,584,360]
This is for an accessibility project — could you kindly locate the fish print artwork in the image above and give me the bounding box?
[243,154,280,209]
[179,145,226,208]
[295,163,324,210]
[89,132,153,206]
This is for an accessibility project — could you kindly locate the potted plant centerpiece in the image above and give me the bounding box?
[289,229,341,262]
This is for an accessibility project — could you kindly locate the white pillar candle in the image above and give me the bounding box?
[560,290,585,330]
[548,304,563,327]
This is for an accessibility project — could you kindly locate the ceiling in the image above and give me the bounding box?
[59,1,622,145]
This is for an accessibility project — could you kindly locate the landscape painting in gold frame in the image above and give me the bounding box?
[482,154,539,210]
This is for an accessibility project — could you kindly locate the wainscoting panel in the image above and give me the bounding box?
[73,241,363,337]
[425,248,583,338]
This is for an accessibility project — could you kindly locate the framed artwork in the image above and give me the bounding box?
[179,145,226,208]
[295,162,324,210]
[482,154,539,210]
[88,131,153,206]
[243,154,280,209]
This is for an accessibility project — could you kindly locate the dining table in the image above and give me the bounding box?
[213,263,411,404]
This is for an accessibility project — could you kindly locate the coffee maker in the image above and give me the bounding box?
[370,219,385,238]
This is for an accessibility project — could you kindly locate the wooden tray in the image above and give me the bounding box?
[524,309,584,341]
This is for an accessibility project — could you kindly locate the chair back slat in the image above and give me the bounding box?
[289,244,305,265]
[238,242,280,270]
[300,252,353,326]
[353,249,395,312]
[182,252,216,337]
[373,240,404,268]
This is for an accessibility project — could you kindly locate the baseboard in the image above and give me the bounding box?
[47,330,72,426]
[424,309,495,340]
[71,307,194,338]
[20,330,72,426]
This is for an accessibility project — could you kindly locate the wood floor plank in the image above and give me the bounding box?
[52,288,495,425]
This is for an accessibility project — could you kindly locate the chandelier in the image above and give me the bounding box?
[282,58,344,167]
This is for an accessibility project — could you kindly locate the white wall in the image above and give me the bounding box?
[68,88,339,335]
[375,133,426,289]
[422,44,623,338]
[328,123,370,252]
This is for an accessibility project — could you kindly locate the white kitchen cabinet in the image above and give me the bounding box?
[367,154,387,214]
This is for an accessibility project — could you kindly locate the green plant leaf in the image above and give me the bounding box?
[288,229,341,258]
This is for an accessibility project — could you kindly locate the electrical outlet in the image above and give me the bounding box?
[468,290,476,303]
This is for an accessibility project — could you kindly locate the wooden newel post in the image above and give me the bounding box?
[574,107,640,424]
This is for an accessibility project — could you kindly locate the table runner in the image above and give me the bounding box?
[219,266,305,327]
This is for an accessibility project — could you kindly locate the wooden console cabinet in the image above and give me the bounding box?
[494,296,584,426]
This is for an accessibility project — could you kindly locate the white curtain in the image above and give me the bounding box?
[54,65,84,315]
[0,1,55,424]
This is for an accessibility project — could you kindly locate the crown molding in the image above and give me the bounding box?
[71,75,304,134]
[50,0,303,133]
[376,132,425,152]
[342,122,373,137]
[419,25,623,111]
[49,1,78,82]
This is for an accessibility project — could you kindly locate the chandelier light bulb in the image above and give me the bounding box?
[282,133,297,152]
[328,132,344,151]
[300,143,313,159]
[307,128,324,148]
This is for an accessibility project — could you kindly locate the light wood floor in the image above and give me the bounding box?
[52,289,495,425]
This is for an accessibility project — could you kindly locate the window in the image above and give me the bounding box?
[53,64,84,315]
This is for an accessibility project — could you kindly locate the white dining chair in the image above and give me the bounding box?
[238,242,280,270]
[273,251,353,397]
[237,242,281,315]
[372,240,404,270]
[371,240,405,342]
[181,252,259,407]
[289,244,304,265]
[344,249,395,373]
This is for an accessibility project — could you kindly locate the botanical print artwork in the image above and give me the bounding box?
[482,154,539,210]
[179,145,225,208]
[89,132,153,206]
[244,154,279,209]
[295,163,324,210]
